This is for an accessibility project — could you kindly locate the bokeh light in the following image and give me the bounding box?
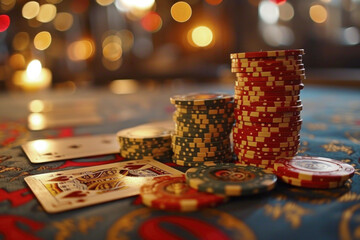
[262,25,294,46]
[22,1,40,20]
[309,5,327,23]
[26,60,42,81]
[1,0,16,12]
[141,11,162,32]
[96,0,114,6]
[9,53,26,69]
[103,42,122,61]
[343,27,360,45]
[279,2,294,21]
[37,4,57,23]
[12,32,30,51]
[28,100,45,113]
[54,12,73,31]
[109,79,139,94]
[34,31,52,50]
[119,30,134,52]
[67,39,94,61]
[259,1,279,24]
[171,1,192,23]
[191,26,213,47]
[121,0,155,10]
[205,0,223,5]
[0,14,10,32]
[270,0,286,5]
[102,58,122,71]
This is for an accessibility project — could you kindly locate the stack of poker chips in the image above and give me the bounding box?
[116,121,173,161]
[170,93,235,167]
[230,49,305,169]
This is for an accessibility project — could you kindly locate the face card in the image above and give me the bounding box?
[25,159,183,213]
[22,134,119,163]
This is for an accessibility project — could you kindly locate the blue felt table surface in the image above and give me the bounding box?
[0,84,359,240]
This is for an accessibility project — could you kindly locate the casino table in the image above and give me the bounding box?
[0,82,359,240]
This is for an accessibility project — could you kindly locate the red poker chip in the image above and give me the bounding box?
[230,49,305,59]
[235,142,300,152]
[279,175,347,189]
[234,69,305,77]
[231,64,305,72]
[231,59,303,67]
[236,119,302,128]
[234,139,301,148]
[237,152,295,161]
[140,175,225,212]
[235,104,303,112]
[235,90,301,97]
[236,95,300,102]
[234,123,302,134]
[235,115,301,123]
[233,132,300,142]
[235,80,303,87]
[273,156,355,182]
[231,55,303,62]
[235,99,302,107]
[236,74,306,82]
[234,109,300,118]
[236,155,289,165]
[234,146,298,157]
[233,128,300,138]
[234,84,304,92]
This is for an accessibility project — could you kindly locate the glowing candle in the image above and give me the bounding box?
[12,59,52,91]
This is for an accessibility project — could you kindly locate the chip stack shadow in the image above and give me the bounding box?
[170,93,235,167]
[230,49,305,170]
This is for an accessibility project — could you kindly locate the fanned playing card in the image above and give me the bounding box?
[22,134,119,163]
[25,159,183,213]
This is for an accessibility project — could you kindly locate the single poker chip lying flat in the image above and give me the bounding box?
[279,175,347,189]
[231,59,302,67]
[117,125,173,142]
[140,175,226,212]
[185,162,277,196]
[170,93,234,106]
[273,156,355,182]
[230,49,305,59]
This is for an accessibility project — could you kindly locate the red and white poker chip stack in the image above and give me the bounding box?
[230,49,305,170]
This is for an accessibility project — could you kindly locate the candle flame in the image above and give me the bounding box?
[26,60,42,82]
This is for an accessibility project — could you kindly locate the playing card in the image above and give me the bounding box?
[22,134,119,163]
[25,159,183,213]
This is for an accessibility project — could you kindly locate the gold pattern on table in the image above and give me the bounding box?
[339,203,360,240]
[264,202,312,228]
[321,141,353,155]
[53,217,102,240]
[345,131,360,144]
[337,192,360,202]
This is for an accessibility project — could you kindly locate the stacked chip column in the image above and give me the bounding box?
[170,93,235,167]
[230,49,305,169]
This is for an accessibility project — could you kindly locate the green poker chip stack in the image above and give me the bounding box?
[170,93,235,167]
[117,121,174,161]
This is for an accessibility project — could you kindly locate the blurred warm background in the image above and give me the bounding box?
[0,0,359,92]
